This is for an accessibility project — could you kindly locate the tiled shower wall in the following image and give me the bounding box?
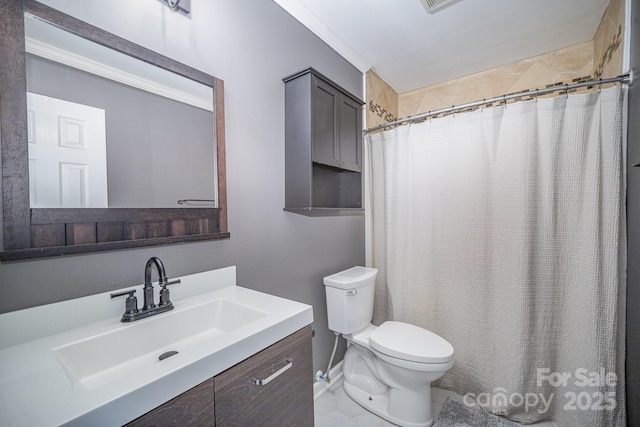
[594,0,625,79]
[397,41,594,118]
[365,0,625,126]
[366,70,399,129]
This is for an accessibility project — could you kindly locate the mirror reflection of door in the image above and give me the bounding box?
[27,92,108,208]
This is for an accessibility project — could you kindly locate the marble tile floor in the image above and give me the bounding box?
[314,378,558,427]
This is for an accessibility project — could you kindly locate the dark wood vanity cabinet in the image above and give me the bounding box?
[284,68,364,214]
[125,326,313,427]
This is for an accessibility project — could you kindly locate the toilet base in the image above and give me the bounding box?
[344,381,433,427]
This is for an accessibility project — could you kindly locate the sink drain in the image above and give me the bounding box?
[159,350,179,361]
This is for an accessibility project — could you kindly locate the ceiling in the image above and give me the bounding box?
[273,0,612,93]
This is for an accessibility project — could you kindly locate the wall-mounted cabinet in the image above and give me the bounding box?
[284,68,364,216]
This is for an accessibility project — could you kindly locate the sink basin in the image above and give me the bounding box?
[54,299,267,391]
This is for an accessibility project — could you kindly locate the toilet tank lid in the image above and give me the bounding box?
[369,321,454,364]
[323,266,378,289]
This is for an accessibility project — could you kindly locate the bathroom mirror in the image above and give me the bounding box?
[25,14,217,209]
[0,0,228,261]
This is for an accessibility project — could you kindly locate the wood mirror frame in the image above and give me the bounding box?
[0,0,228,261]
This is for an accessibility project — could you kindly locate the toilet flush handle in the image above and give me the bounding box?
[345,289,358,296]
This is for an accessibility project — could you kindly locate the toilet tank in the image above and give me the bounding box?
[323,266,378,334]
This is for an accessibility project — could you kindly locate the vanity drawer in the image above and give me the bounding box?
[213,325,313,426]
[125,378,215,426]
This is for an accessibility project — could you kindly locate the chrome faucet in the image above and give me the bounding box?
[111,257,181,322]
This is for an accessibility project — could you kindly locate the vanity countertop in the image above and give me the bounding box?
[0,266,313,426]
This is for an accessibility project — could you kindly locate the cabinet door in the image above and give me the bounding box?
[338,94,362,172]
[125,378,215,426]
[311,76,340,168]
[214,326,313,426]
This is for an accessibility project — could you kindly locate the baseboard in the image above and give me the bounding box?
[313,360,344,401]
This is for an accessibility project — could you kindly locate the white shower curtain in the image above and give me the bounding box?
[368,86,626,426]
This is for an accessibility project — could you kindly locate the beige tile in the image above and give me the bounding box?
[593,0,624,78]
[398,89,428,117]
[367,71,398,113]
[595,16,610,44]
[602,51,623,78]
[604,20,620,49]
[474,69,522,96]
[606,0,625,28]
[366,70,399,128]
[399,85,468,117]
[496,58,538,80]
[453,77,496,106]
[507,62,560,93]
[579,61,594,78]
[426,75,476,106]
[538,42,593,74]
[593,27,607,67]
[418,91,452,114]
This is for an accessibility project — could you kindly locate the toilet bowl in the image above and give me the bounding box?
[324,267,454,427]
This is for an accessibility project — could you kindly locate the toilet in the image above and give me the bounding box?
[324,266,454,427]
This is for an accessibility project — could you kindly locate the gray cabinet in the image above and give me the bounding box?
[125,326,313,426]
[284,68,364,215]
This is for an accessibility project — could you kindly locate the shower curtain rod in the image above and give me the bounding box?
[363,72,633,135]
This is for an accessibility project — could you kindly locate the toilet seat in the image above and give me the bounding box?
[369,321,453,364]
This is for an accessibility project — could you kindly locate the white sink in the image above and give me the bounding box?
[54,299,267,391]
[0,267,313,427]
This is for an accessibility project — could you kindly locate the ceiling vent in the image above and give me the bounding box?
[159,0,191,16]
[419,0,462,13]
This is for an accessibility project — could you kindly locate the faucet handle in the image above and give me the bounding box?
[159,279,181,307]
[164,279,181,287]
[110,289,139,318]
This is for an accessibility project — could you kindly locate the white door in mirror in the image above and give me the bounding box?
[27,92,108,208]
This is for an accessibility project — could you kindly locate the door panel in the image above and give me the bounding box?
[59,162,87,207]
[311,76,340,168]
[338,94,362,172]
[27,92,108,208]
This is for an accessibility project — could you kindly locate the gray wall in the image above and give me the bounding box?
[0,0,364,376]
[627,0,640,423]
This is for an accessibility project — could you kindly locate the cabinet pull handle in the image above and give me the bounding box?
[253,358,293,386]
